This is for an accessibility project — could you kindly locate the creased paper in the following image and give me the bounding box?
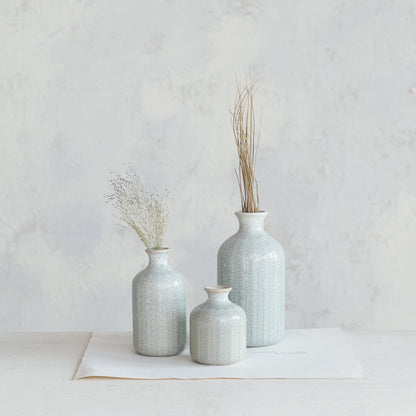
[74,328,365,380]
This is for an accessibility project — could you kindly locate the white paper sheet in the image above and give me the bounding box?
[74,328,365,379]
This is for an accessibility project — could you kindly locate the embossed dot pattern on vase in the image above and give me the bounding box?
[217,212,285,347]
[190,286,246,365]
[132,248,186,356]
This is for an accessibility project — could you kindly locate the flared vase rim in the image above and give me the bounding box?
[235,210,267,217]
[145,247,170,254]
[204,285,232,294]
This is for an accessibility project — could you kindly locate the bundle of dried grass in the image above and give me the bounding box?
[230,74,261,213]
[105,168,168,250]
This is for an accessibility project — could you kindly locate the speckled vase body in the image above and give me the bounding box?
[217,212,285,347]
[132,248,186,356]
[190,286,246,365]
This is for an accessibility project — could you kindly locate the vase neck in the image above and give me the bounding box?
[146,248,170,269]
[205,286,231,304]
[236,211,267,233]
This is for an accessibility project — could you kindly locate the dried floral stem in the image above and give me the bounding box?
[230,74,261,213]
[105,168,168,250]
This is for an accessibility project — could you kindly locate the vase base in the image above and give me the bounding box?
[247,336,285,348]
[135,348,185,357]
[191,358,243,366]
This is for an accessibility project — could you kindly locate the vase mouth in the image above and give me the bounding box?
[145,247,170,254]
[204,285,232,294]
[235,210,267,217]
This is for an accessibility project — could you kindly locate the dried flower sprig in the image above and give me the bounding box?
[105,168,168,250]
[230,74,261,213]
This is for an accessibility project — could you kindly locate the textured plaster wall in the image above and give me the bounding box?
[1,0,415,331]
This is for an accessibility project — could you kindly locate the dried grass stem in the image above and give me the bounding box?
[230,75,261,213]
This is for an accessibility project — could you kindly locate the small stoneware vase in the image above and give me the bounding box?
[132,248,186,356]
[190,285,246,365]
[217,211,285,347]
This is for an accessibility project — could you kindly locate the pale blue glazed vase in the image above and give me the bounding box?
[190,286,246,365]
[217,211,285,347]
[132,248,186,356]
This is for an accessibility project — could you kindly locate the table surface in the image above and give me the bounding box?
[1,331,415,416]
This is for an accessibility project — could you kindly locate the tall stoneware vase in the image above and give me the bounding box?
[132,248,186,356]
[217,211,285,347]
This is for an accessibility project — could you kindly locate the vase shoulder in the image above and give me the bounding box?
[133,267,185,287]
[190,300,244,321]
[218,230,284,259]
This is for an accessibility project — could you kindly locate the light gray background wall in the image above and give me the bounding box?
[1,0,415,331]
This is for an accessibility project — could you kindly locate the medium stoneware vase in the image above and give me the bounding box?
[190,285,246,365]
[132,248,186,356]
[217,211,285,347]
